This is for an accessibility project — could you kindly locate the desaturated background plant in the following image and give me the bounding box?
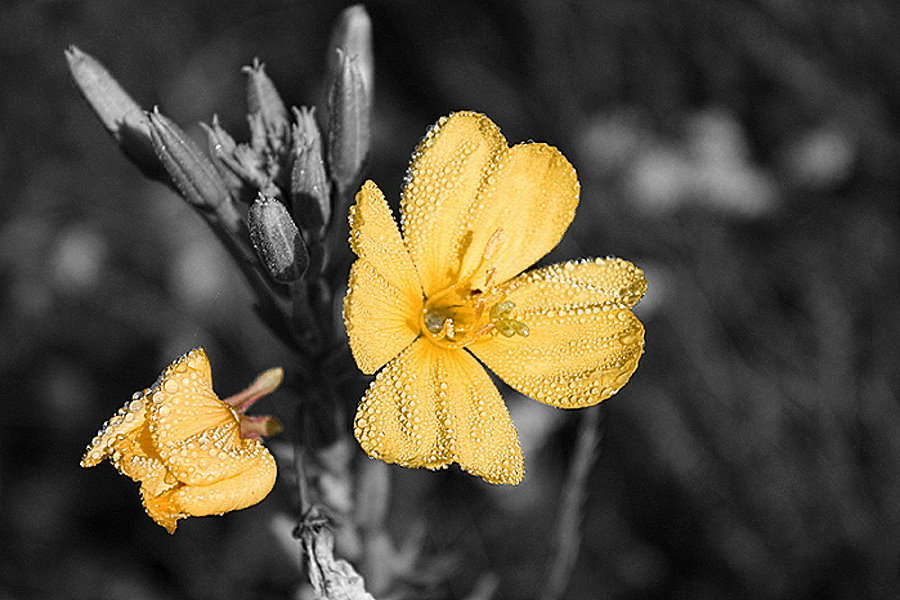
[1,2,899,600]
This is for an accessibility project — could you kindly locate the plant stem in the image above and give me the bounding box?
[539,406,606,600]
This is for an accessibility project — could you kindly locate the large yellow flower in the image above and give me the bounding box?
[344,111,646,485]
[81,348,279,533]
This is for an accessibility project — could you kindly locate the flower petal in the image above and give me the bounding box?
[349,180,421,296]
[456,142,580,290]
[147,348,236,453]
[80,389,150,467]
[400,111,507,297]
[345,260,421,374]
[141,449,276,534]
[354,338,524,484]
[110,426,177,496]
[470,258,646,408]
[345,181,423,374]
[171,450,277,517]
[162,423,275,486]
[141,486,184,533]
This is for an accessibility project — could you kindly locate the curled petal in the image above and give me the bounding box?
[354,338,523,484]
[140,449,276,534]
[470,259,646,408]
[81,389,150,467]
[170,449,277,518]
[141,486,184,534]
[400,111,507,297]
[162,424,273,487]
[147,348,237,454]
[109,426,176,497]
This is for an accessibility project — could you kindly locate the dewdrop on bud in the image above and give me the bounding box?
[248,195,309,283]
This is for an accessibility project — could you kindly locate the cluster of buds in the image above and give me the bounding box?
[65,5,373,359]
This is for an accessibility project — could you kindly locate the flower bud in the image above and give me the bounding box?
[243,59,289,154]
[327,49,370,191]
[201,115,269,203]
[148,108,230,211]
[65,46,165,180]
[201,115,244,194]
[325,5,374,103]
[248,195,309,283]
[291,107,331,237]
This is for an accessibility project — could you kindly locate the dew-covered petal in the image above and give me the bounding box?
[162,423,274,487]
[147,348,237,455]
[345,181,422,374]
[354,338,523,484]
[400,111,507,297]
[345,259,421,374]
[456,142,580,290]
[109,425,176,497]
[169,449,277,519]
[469,258,646,408]
[141,485,185,534]
[349,180,421,296]
[80,388,151,467]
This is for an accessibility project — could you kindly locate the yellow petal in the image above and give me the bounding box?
[162,423,275,487]
[469,258,646,408]
[147,348,236,455]
[109,425,177,497]
[345,181,423,374]
[80,389,150,467]
[349,180,421,296]
[141,486,185,534]
[354,338,524,484]
[170,450,277,518]
[455,142,580,290]
[400,111,507,297]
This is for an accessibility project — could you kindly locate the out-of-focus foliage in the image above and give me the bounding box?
[0,1,898,599]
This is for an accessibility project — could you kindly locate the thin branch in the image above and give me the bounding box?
[539,406,606,600]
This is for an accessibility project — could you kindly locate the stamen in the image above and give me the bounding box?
[423,311,446,334]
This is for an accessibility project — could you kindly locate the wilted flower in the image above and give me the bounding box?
[81,348,281,533]
[344,111,646,484]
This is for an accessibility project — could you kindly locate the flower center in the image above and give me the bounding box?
[420,286,529,349]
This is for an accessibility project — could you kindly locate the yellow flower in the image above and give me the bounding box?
[81,348,280,533]
[344,111,646,485]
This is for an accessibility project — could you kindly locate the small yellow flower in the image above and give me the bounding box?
[81,348,280,533]
[344,111,646,484]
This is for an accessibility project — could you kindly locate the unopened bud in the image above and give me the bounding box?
[148,109,230,211]
[244,59,289,154]
[201,116,269,202]
[201,116,244,195]
[291,107,331,236]
[327,49,370,191]
[248,195,309,283]
[326,5,374,103]
[65,46,164,180]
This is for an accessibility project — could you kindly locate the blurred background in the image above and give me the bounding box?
[1,1,899,598]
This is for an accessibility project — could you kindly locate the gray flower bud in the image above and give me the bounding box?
[248,195,309,283]
[291,107,331,237]
[147,109,231,211]
[65,46,164,180]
